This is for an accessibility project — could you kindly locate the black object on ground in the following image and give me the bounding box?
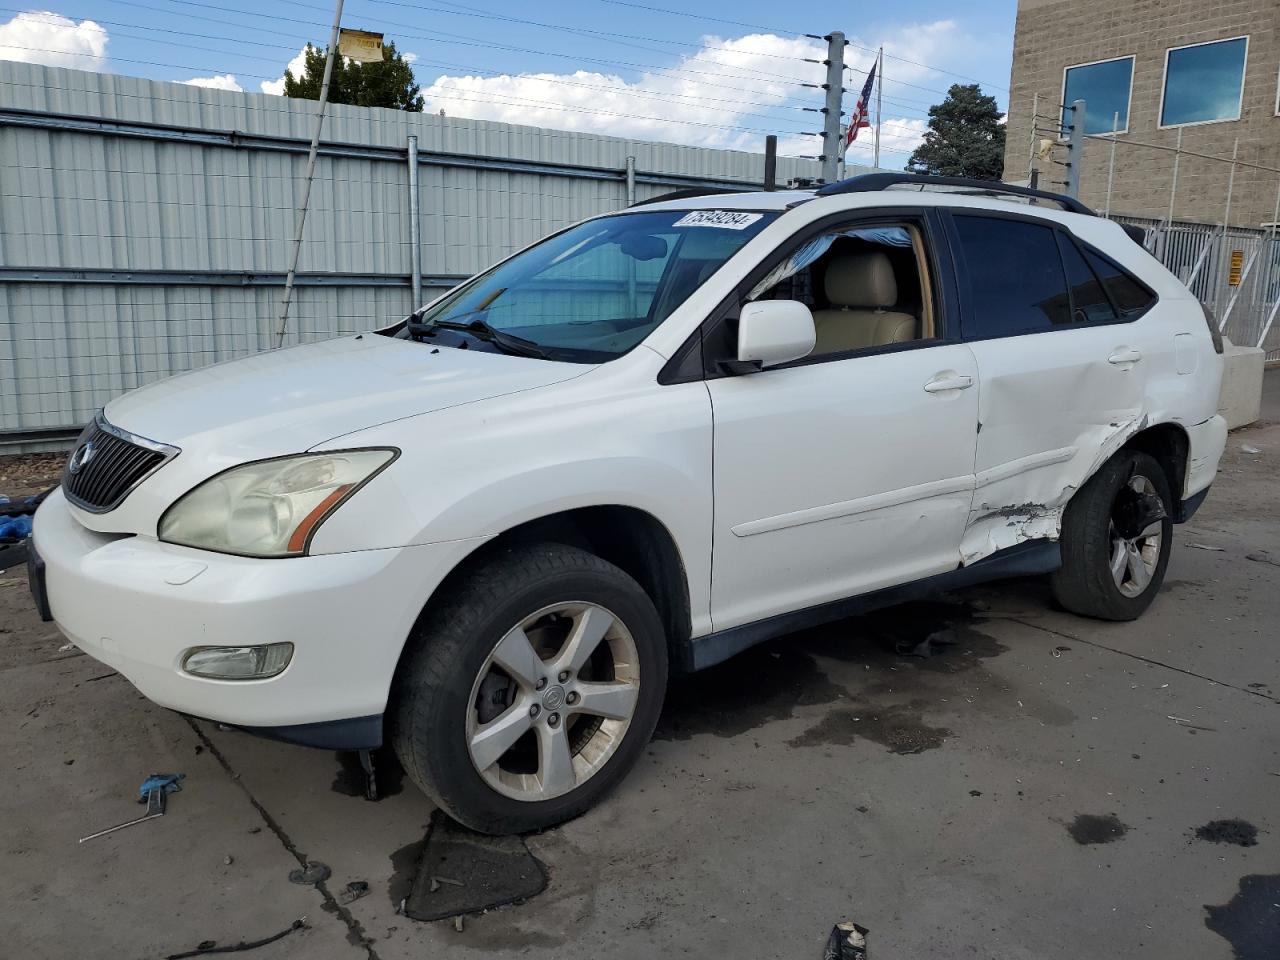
[287,860,331,885]
[1195,819,1259,847]
[164,918,306,959]
[1066,813,1129,845]
[403,813,547,922]
[822,920,869,959]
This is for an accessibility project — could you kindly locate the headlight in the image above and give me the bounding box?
[158,449,396,557]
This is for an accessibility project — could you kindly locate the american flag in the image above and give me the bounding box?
[843,59,877,151]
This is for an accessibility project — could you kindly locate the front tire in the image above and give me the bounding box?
[390,543,667,834]
[1051,450,1173,620]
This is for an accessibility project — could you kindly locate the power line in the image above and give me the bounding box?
[4,8,817,123]
[589,0,1009,91]
[355,0,810,62]
[135,0,826,99]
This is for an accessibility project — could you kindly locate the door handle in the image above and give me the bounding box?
[1108,348,1143,365]
[923,374,974,393]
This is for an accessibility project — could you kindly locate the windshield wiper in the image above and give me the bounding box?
[407,312,550,359]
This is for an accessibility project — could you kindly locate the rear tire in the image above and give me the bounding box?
[1051,450,1173,620]
[390,543,667,835]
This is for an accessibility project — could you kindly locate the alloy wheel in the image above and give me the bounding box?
[1108,474,1164,598]
[465,602,640,801]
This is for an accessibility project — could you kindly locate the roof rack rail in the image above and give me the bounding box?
[814,173,1096,216]
[630,187,738,207]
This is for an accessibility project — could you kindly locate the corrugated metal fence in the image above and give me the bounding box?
[1115,215,1280,362]
[0,61,833,447]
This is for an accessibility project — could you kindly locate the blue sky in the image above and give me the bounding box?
[0,1,1017,166]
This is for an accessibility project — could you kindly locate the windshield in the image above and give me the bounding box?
[408,209,777,362]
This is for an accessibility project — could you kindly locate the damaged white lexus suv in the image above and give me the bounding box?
[29,173,1226,833]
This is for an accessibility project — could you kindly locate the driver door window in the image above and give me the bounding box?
[748,222,937,358]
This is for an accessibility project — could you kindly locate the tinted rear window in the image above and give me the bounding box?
[1084,248,1155,315]
[953,215,1071,336]
[1058,234,1118,323]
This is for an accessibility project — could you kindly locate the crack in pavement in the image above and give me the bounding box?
[184,718,381,960]
[1011,618,1280,705]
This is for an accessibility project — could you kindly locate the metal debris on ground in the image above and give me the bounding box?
[163,918,307,959]
[1185,542,1226,551]
[339,880,370,904]
[1241,444,1260,454]
[79,773,185,843]
[403,813,547,922]
[823,920,869,959]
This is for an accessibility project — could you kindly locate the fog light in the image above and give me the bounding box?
[182,643,293,680]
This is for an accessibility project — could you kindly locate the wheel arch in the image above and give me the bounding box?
[397,504,693,678]
[1120,420,1190,509]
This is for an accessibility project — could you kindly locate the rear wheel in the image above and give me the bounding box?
[390,543,667,834]
[1051,450,1173,620]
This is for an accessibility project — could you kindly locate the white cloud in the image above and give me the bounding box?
[182,73,242,92]
[0,10,108,71]
[418,24,957,165]
[261,45,310,95]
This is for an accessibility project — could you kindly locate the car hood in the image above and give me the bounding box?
[105,334,587,458]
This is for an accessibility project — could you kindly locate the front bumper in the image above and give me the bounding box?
[33,487,485,739]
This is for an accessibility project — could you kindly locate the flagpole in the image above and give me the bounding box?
[873,46,883,169]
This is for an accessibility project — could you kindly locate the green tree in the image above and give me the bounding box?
[906,83,1006,180]
[283,38,423,111]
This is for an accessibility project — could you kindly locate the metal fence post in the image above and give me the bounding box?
[820,32,846,184]
[1223,138,1240,228]
[625,155,636,206]
[1166,128,1182,227]
[1104,110,1119,217]
[1064,99,1085,199]
[276,0,346,348]
[407,134,422,310]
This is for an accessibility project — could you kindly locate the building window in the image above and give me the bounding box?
[1160,37,1248,128]
[1062,56,1134,135]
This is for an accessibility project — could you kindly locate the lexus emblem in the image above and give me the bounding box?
[68,439,97,475]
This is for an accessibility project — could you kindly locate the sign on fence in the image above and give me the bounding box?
[1229,250,1245,285]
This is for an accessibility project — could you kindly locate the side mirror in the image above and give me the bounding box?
[736,300,816,368]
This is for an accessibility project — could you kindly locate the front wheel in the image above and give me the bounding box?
[390,543,667,834]
[1051,450,1173,620]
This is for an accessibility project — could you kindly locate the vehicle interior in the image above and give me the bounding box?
[749,222,936,357]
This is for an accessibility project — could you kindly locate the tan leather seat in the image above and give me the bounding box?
[811,252,918,354]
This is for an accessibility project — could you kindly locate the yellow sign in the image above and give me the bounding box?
[1228,249,1244,286]
[339,29,384,63]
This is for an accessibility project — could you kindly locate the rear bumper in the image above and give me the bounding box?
[1184,414,1227,500]
[33,487,485,733]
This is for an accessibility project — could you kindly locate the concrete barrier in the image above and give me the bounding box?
[1219,338,1265,429]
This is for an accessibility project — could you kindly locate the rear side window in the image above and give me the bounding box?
[1084,248,1156,316]
[953,215,1071,335]
[1057,234,1118,323]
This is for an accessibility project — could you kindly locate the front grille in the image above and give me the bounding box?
[63,416,179,513]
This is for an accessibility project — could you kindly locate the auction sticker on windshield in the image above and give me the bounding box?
[672,210,764,230]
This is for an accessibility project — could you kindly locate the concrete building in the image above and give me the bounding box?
[1003,0,1280,227]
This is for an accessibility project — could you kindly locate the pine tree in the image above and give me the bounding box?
[283,39,424,112]
[906,83,1006,180]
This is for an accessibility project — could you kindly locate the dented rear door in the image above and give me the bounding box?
[947,212,1149,564]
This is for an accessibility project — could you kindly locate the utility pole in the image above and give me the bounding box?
[820,31,845,184]
[873,46,883,169]
[276,0,345,348]
[1063,98,1085,199]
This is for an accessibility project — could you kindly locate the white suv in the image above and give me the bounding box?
[30,174,1227,833]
